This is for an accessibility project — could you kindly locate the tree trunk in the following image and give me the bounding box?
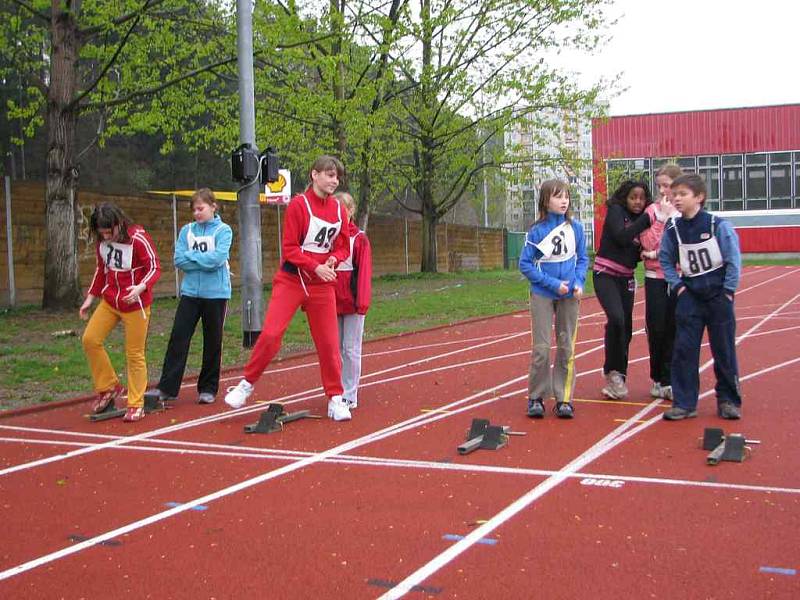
[42,7,82,310]
[421,203,438,272]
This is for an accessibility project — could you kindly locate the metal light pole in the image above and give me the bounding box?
[236,0,263,347]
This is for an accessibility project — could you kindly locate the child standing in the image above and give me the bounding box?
[334,192,373,409]
[640,165,681,400]
[80,203,161,422]
[149,189,232,405]
[593,180,658,400]
[660,174,742,420]
[224,156,352,421]
[519,179,589,418]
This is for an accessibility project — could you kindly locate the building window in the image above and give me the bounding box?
[769,152,792,209]
[677,157,696,173]
[745,153,767,210]
[795,152,800,209]
[721,154,743,211]
[698,156,720,212]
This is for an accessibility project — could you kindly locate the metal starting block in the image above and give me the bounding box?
[244,403,314,434]
[88,393,170,422]
[699,427,760,465]
[457,418,510,455]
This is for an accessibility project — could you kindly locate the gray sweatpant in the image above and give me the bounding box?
[337,314,366,405]
[527,293,580,404]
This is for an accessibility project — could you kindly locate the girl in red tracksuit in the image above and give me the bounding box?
[80,203,161,422]
[225,155,353,421]
[333,192,372,409]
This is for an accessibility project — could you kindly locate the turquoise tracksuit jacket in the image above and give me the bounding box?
[174,214,233,299]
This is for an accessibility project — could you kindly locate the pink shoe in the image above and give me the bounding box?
[91,385,123,414]
[122,406,145,422]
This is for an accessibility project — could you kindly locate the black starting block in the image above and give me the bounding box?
[88,393,170,422]
[457,418,510,455]
[699,427,760,465]
[244,403,315,434]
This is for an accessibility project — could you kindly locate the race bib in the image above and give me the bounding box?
[99,240,133,272]
[535,222,576,263]
[187,231,216,253]
[678,238,723,277]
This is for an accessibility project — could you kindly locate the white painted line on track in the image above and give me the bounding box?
[378,278,800,598]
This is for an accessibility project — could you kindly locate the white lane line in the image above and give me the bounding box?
[379,283,800,598]
[3,433,798,497]
[0,372,530,582]
[0,329,532,478]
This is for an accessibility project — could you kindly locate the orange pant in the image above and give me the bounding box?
[82,300,151,408]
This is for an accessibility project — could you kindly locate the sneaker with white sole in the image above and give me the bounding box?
[602,371,628,400]
[661,385,673,401]
[224,379,253,409]
[650,382,663,398]
[327,395,352,421]
[197,392,215,405]
[345,397,358,410]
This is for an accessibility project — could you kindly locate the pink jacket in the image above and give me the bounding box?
[639,204,668,278]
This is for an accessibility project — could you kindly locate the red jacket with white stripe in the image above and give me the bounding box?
[280,187,351,285]
[87,225,161,312]
[335,221,372,315]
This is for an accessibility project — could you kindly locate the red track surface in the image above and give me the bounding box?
[1,265,799,599]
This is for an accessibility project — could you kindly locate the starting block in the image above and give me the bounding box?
[457,418,511,455]
[699,427,760,465]
[244,403,316,434]
[88,393,170,422]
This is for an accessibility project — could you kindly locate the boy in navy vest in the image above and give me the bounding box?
[659,174,742,420]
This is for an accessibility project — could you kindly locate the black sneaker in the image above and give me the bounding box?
[527,397,545,418]
[554,402,574,419]
[718,402,741,420]
[662,406,698,421]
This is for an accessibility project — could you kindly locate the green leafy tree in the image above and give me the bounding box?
[1,0,236,309]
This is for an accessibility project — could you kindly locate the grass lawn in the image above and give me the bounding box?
[0,269,550,410]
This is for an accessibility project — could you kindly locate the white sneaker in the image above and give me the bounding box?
[650,382,662,398]
[345,397,358,410]
[327,395,352,421]
[224,379,253,409]
[661,385,673,401]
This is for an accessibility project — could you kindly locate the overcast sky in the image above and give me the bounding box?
[557,0,800,116]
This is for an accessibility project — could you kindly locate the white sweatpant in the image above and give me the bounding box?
[337,313,366,406]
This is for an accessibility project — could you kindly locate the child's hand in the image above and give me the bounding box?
[79,296,94,320]
[558,282,569,295]
[573,286,583,299]
[314,263,337,282]
[122,283,146,304]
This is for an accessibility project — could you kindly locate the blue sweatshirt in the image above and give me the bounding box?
[519,213,589,299]
[174,214,233,299]
[659,209,741,300]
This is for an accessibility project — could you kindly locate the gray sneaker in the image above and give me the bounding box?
[662,406,698,420]
[197,392,215,405]
[661,385,673,401]
[718,402,741,420]
[650,382,662,398]
[602,371,628,400]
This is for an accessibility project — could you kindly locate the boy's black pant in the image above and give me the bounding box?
[644,278,676,386]
[158,296,227,397]
[593,271,635,376]
[671,290,741,410]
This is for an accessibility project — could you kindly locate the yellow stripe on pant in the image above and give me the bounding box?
[82,299,151,408]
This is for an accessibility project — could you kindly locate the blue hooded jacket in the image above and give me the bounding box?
[174,214,233,299]
[519,213,589,300]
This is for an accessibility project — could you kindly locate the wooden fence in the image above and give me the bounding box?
[0,181,506,306]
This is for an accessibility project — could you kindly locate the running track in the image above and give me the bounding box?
[0,265,798,598]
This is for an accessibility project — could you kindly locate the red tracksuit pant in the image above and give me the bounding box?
[244,270,343,397]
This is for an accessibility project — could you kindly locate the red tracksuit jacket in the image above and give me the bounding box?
[87,224,161,312]
[335,221,372,315]
[280,187,350,284]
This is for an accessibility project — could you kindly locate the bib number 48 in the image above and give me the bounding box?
[314,227,336,249]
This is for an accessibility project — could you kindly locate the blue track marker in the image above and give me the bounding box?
[164,501,208,511]
[759,566,796,576]
[442,533,497,545]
